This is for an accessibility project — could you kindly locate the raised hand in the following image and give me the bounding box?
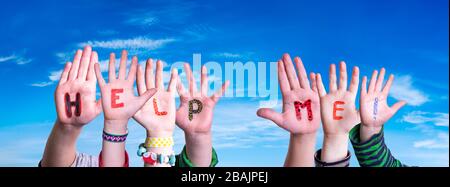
[55,45,102,127]
[133,59,178,137]
[316,62,360,135]
[176,64,229,134]
[94,50,156,167]
[94,50,157,126]
[43,46,102,167]
[256,54,320,167]
[257,54,321,135]
[176,63,229,167]
[315,61,360,163]
[359,68,406,141]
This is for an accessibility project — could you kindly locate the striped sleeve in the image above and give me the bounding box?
[349,124,407,167]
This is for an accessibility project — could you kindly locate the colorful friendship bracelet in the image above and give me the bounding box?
[102,131,128,143]
[137,143,176,166]
[144,137,174,148]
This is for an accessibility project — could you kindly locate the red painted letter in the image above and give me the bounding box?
[64,93,82,117]
[333,101,345,120]
[294,99,313,121]
[153,98,167,116]
[111,89,124,108]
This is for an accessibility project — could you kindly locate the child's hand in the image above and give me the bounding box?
[175,63,229,135]
[315,62,360,162]
[359,68,406,141]
[316,62,360,135]
[257,54,320,135]
[94,50,157,131]
[175,63,229,167]
[133,59,177,137]
[55,46,102,127]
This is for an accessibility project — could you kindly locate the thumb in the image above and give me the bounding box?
[257,108,283,126]
[136,88,157,107]
[95,98,103,116]
[391,100,406,114]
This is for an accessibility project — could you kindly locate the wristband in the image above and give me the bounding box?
[102,131,128,143]
[144,137,174,148]
[137,143,176,166]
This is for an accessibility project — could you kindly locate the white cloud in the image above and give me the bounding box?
[79,37,175,50]
[125,14,159,27]
[30,70,62,87]
[0,54,32,65]
[0,55,17,62]
[414,132,449,149]
[214,52,242,58]
[389,75,429,106]
[402,111,449,127]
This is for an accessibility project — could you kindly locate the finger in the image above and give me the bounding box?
[338,61,348,91]
[368,70,378,93]
[87,51,98,81]
[309,72,318,92]
[316,73,327,97]
[95,98,103,117]
[390,101,406,114]
[68,49,82,80]
[167,68,178,92]
[77,45,92,80]
[136,88,158,108]
[361,76,368,97]
[256,108,283,126]
[94,63,106,86]
[108,53,116,83]
[58,62,72,85]
[127,56,138,83]
[211,80,230,103]
[176,75,187,97]
[375,68,386,93]
[136,64,147,96]
[349,66,360,94]
[155,60,164,89]
[382,74,395,96]
[184,63,197,95]
[201,65,208,96]
[145,59,155,88]
[282,54,300,90]
[278,60,291,93]
[294,57,310,90]
[329,64,338,92]
[118,50,128,80]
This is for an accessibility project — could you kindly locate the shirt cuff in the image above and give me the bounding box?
[176,145,218,167]
[314,149,351,167]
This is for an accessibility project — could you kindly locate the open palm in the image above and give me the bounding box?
[360,68,406,128]
[55,46,101,127]
[176,64,229,134]
[133,59,177,137]
[257,54,320,134]
[316,62,360,135]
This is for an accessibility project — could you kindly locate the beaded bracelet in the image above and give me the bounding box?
[102,131,128,143]
[137,143,176,166]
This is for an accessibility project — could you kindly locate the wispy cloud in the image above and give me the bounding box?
[414,132,449,149]
[79,37,176,51]
[125,14,159,28]
[30,70,62,87]
[402,111,449,127]
[0,54,32,65]
[389,75,429,106]
[214,52,242,58]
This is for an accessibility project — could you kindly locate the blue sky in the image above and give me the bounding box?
[0,0,448,166]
